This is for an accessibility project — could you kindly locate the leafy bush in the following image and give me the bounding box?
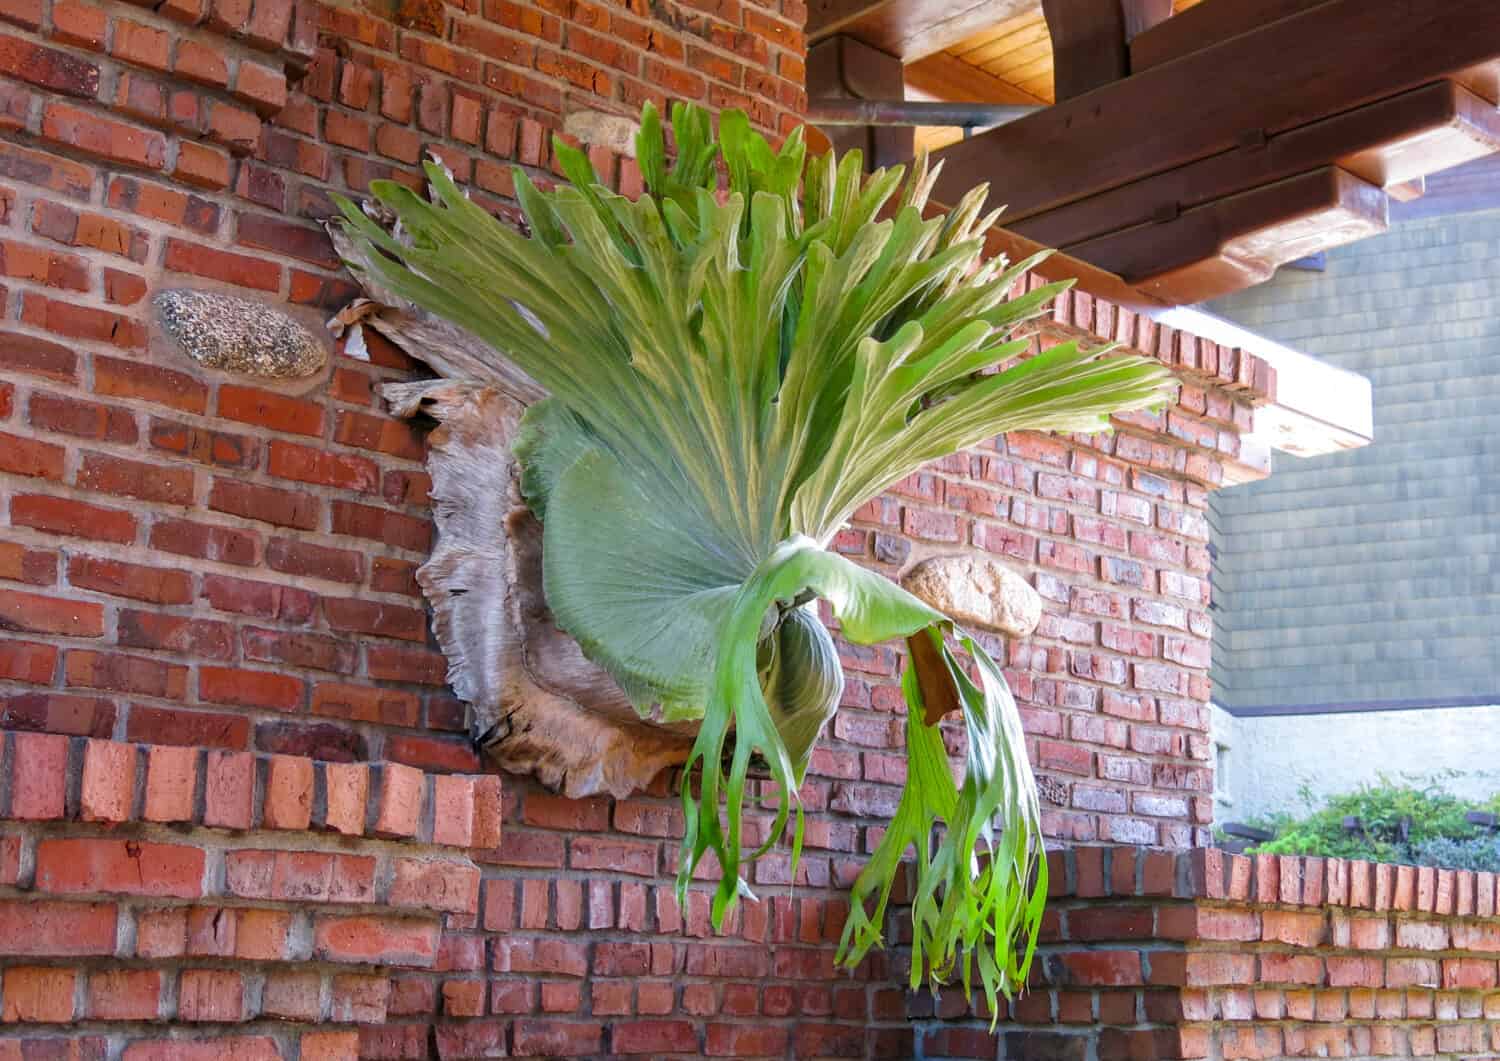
[1246,775,1500,871]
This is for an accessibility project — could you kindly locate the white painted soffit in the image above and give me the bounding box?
[1156,305,1374,462]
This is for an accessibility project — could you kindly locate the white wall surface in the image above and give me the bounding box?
[1211,703,1500,823]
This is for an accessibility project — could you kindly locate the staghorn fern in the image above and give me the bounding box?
[334,101,1175,1014]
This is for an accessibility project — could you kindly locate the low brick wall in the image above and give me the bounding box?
[918,847,1500,1060]
[0,729,501,1057]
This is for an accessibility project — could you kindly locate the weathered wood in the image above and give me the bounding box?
[807,0,1036,61]
[931,0,1500,223]
[1041,0,1129,100]
[1129,0,1326,73]
[1067,166,1388,303]
[383,379,696,798]
[1012,81,1500,250]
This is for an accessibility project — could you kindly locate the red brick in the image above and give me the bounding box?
[208,478,320,530]
[386,733,479,773]
[1395,918,1449,950]
[311,682,419,727]
[125,704,241,749]
[266,538,364,583]
[94,355,207,414]
[0,239,89,291]
[42,102,165,168]
[178,968,245,1021]
[234,61,287,113]
[217,383,324,435]
[0,586,103,637]
[144,744,197,822]
[366,644,448,684]
[2,966,77,1022]
[0,541,58,586]
[111,18,170,69]
[322,761,368,836]
[76,451,193,505]
[334,409,426,461]
[67,555,192,604]
[236,908,291,960]
[513,1020,603,1057]
[203,749,255,828]
[268,439,378,492]
[174,39,228,86]
[375,762,424,838]
[314,914,440,966]
[50,0,105,47]
[199,663,304,714]
[9,731,68,819]
[390,857,481,914]
[0,34,99,96]
[88,968,162,1020]
[173,140,232,190]
[0,639,57,684]
[322,596,427,641]
[35,838,204,897]
[118,610,233,659]
[0,431,65,479]
[0,899,117,956]
[147,418,258,469]
[163,238,279,291]
[330,500,433,552]
[263,754,314,829]
[263,971,321,1021]
[66,649,187,698]
[150,517,257,566]
[432,775,475,847]
[80,737,135,822]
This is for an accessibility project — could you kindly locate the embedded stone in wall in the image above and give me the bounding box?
[901,554,1042,638]
[154,289,326,379]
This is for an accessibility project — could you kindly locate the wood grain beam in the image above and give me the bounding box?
[929,0,1500,222]
[807,0,1037,62]
[1012,81,1500,248]
[903,52,1047,105]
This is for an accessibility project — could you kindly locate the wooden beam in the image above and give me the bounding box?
[1041,0,1130,100]
[1011,81,1500,249]
[930,0,1500,223]
[807,0,1037,62]
[1130,0,1325,73]
[1066,167,1388,303]
[904,52,1047,105]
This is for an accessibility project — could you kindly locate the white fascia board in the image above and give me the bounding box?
[1156,305,1374,459]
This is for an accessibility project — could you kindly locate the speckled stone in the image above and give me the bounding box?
[901,554,1043,638]
[154,289,326,378]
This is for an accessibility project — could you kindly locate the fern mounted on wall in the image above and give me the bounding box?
[335,102,1174,1013]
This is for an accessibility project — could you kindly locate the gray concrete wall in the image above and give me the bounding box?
[1208,208,1500,712]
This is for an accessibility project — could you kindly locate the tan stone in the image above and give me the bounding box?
[900,554,1042,638]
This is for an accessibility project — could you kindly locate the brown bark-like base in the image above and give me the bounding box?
[384,377,694,799]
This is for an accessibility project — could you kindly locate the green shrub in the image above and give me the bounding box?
[1246,775,1500,871]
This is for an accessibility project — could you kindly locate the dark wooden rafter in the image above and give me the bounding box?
[1041,0,1171,100]
[1014,81,1500,249]
[927,0,1500,303]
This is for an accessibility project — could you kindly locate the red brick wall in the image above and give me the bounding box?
[921,846,1500,1061]
[0,0,1284,1053]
